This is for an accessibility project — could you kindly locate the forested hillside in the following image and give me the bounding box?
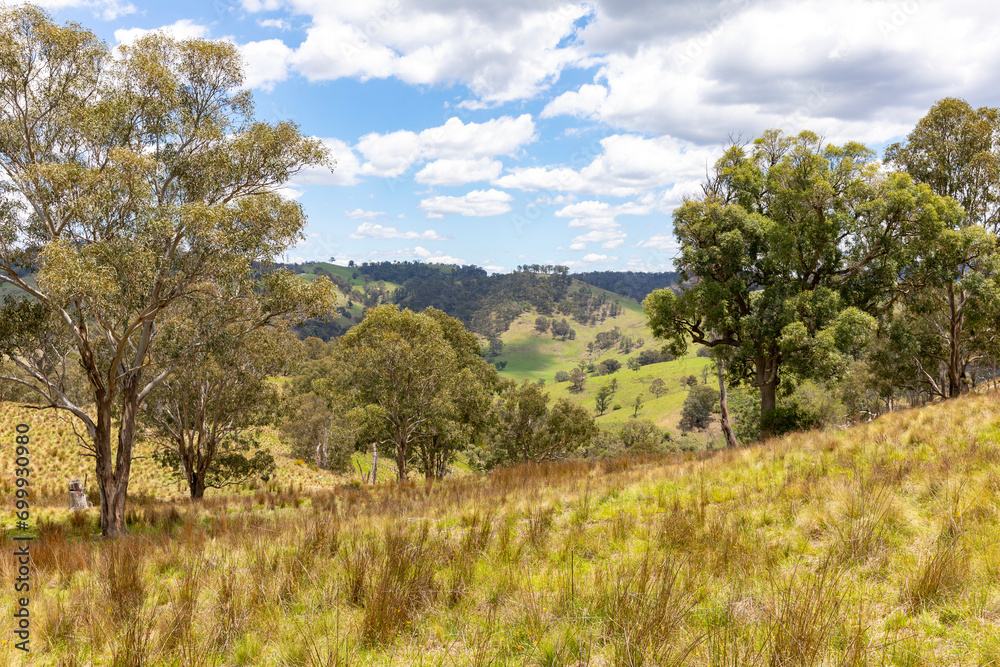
[284,260,653,341]
[573,270,680,302]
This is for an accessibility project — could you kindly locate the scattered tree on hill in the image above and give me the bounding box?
[632,393,644,418]
[281,392,354,472]
[414,308,501,479]
[0,9,332,536]
[597,359,622,375]
[618,419,663,453]
[555,370,570,383]
[551,318,573,340]
[637,349,672,366]
[618,335,640,354]
[595,385,613,416]
[486,337,504,358]
[535,316,549,333]
[593,327,623,351]
[885,98,1000,398]
[569,367,587,393]
[627,357,642,371]
[585,419,666,459]
[322,305,498,481]
[679,384,719,431]
[142,312,296,499]
[649,378,667,398]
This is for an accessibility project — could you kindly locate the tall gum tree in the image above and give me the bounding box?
[644,130,955,437]
[0,7,333,536]
[885,98,1000,397]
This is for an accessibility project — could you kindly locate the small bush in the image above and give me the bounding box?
[679,384,719,431]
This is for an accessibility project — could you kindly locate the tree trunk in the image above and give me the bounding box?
[371,443,378,484]
[96,375,141,537]
[315,435,328,470]
[755,353,779,439]
[189,471,206,500]
[99,481,127,538]
[947,283,965,398]
[395,439,407,482]
[717,358,739,449]
[94,399,130,538]
[759,381,778,438]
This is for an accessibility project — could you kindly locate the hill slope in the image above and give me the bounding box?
[4,393,1000,664]
[488,284,709,431]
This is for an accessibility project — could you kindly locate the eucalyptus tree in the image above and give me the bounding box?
[0,7,333,535]
[143,307,304,500]
[645,130,955,436]
[323,305,499,481]
[483,379,597,468]
[885,98,1000,230]
[885,98,1000,396]
[414,307,500,479]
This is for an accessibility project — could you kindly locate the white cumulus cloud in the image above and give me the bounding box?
[344,209,386,220]
[350,223,449,240]
[358,114,535,178]
[414,158,503,186]
[419,189,513,218]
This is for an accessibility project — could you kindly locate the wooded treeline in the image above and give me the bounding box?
[289,261,638,340]
[646,97,1000,439]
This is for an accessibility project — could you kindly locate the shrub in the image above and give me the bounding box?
[555,370,570,383]
[597,358,621,374]
[679,384,719,431]
[636,349,673,366]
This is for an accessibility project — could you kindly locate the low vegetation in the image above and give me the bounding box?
[2,394,1000,664]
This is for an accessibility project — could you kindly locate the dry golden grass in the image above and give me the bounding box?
[0,403,349,522]
[2,393,1000,664]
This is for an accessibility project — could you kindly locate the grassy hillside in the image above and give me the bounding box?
[293,262,400,334]
[5,393,1000,664]
[548,356,712,429]
[490,284,710,431]
[0,403,353,521]
[490,284,649,384]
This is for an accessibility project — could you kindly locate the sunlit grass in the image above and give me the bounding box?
[3,392,1000,664]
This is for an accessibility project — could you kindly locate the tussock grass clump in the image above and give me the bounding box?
[359,522,439,645]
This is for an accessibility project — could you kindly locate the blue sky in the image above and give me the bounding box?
[17,0,1000,272]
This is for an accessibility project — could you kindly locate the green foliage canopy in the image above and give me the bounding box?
[645,129,956,435]
[0,7,333,535]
